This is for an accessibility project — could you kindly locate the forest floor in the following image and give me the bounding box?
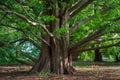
[0,62,120,80]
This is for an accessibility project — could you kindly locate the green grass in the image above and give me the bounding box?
[73,61,120,67]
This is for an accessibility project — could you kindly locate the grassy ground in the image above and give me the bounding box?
[73,61,120,66]
[0,62,120,80]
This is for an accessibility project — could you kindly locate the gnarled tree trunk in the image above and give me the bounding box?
[31,37,74,74]
[30,1,74,74]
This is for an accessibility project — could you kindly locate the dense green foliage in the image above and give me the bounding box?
[0,0,120,65]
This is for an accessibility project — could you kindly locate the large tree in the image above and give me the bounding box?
[0,0,120,74]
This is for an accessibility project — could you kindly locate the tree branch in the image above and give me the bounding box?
[110,30,120,33]
[27,37,41,50]
[0,8,54,37]
[0,22,29,37]
[16,0,35,20]
[16,50,37,62]
[0,40,38,62]
[69,0,94,17]
[70,7,111,34]
[0,23,42,50]
[69,27,103,51]
[30,31,50,46]
[81,37,120,50]
[69,0,82,13]
[92,38,120,44]
[70,15,96,34]
[15,58,33,65]
[69,15,120,53]
[0,22,24,32]
[72,41,120,54]
[0,38,27,47]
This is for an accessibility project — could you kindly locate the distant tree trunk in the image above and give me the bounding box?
[72,53,79,61]
[115,55,120,62]
[94,49,102,62]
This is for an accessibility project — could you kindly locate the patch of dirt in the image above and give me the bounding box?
[0,65,120,80]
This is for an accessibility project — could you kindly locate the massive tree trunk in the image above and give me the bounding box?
[30,1,74,74]
[31,34,74,74]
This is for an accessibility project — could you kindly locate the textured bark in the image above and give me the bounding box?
[31,37,74,74]
[30,1,74,74]
[30,35,50,72]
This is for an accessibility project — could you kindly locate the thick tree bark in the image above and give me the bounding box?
[30,1,74,74]
[31,37,74,74]
[30,35,50,72]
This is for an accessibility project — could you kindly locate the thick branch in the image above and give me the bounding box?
[73,41,120,53]
[11,38,27,44]
[69,0,82,13]
[110,30,120,33]
[93,38,120,44]
[17,51,37,62]
[69,15,120,53]
[0,40,38,62]
[0,40,13,48]
[82,37,120,50]
[70,7,111,34]
[0,23,41,49]
[70,15,95,34]
[69,27,103,51]
[27,37,41,50]
[16,0,34,20]
[0,8,53,37]
[30,31,50,46]
[15,58,33,65]
[0,23,24,32]
[69,0,94,17]
[0,38,27,47]
[0,22,30,37]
